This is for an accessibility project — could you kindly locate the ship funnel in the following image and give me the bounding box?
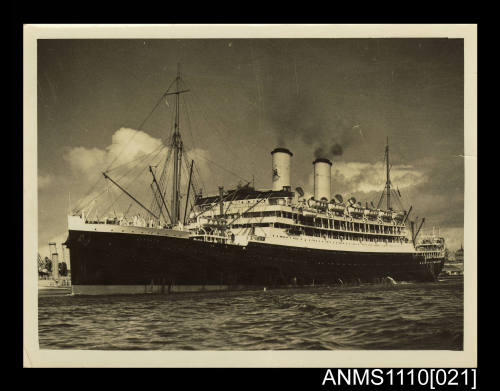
[313,158,332,201]
[271,148,293,191]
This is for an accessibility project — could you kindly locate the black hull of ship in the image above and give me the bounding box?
[65,229,445,295]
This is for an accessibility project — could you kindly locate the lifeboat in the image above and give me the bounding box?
[380,211,393,221]
[350,207,364,217]
[393,211,405,221]
[330,203,345,212]
[307,197,328,211]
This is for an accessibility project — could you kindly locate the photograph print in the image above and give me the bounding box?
[26,26,475,360]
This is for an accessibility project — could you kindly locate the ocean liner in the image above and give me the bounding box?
[65,69,445,295]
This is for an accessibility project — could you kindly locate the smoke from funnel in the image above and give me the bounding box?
[314,143,343,159]
[251,43,360,154]
[272,101,359,157]
[266,81,358,158]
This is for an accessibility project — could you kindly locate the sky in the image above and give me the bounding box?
[37,38,464,260]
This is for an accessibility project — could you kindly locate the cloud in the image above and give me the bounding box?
[400,156,464,248]
[38,173,54,190]
[108,128,164,165]
[331,161,427,195]
[62,128,166,212]
[60,128,212,219]
[64,146,107,177]
[63,127,163,178]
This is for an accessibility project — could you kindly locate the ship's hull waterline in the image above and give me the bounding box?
[66,229,445,295]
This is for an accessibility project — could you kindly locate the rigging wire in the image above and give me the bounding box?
[148,92,179,218]
[85,98,172,217]
[105,142,166,173]
[391,189,405,210]
[154,141,174,216]
[77,144,167,214]
[73,79,178,212]
[101,168,152,219]
[99,145,167,217]
[73,176,106,214]
[176,76,250,192]
[105,78,177,172]
[181,78,236,153]
[72,177,103,214]
[76,72,256,220]
[181,83,198,152]
[194,153,250,184]
[193,162,206,194]
[150,136,173,216]
[181,150,203,194]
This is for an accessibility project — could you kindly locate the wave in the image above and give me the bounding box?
[38,280,463,350]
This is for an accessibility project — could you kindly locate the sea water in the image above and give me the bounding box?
[38,278,463,350]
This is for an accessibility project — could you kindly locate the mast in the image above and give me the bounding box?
[385,136,391,210]
[172,64,182,225]
[150,65,190,227]
[165,64,190,226]
[376,137,394,211]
